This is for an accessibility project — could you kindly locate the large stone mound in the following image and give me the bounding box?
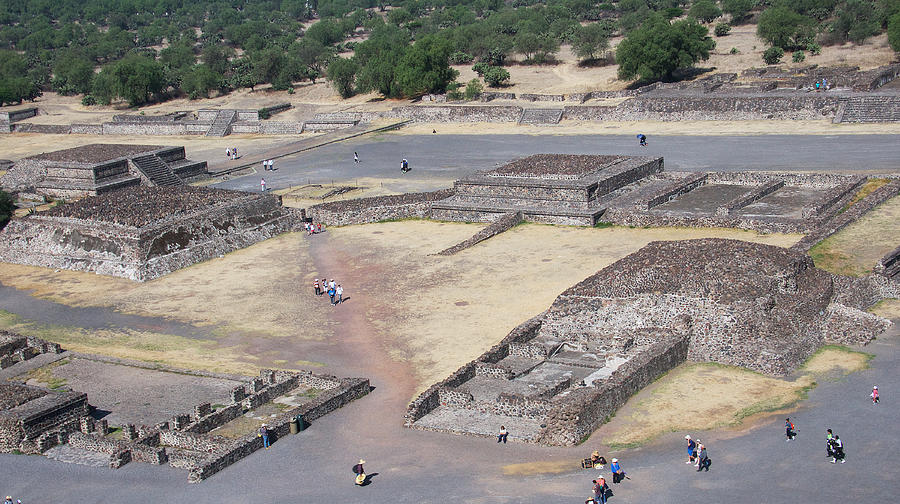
[407,238,893,445]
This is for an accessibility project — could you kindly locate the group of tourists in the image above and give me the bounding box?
[225,147,239,160]
[585,456,626,504]
[814,78,830,91]
[825,428,846,464]
[684,435,712,472]
[261,159,276,171]
[314,277,344,305]
[304,221,324,235]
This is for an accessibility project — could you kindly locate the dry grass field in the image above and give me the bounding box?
[810,195,900,276]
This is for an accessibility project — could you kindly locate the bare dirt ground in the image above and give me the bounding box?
[502,346,871,476]
[870,299,900,319]
[323,221,801,388]
[0,222,801,387]
[809,195,900,276]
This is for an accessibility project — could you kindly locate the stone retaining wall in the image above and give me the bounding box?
[389,105,522,123]
[306,189,454,226]
[717,180,784,215]
[535,333,689,446]
[436,212,522,255]
[792,180,900,252]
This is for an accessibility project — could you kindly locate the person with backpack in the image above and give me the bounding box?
[830,435,845,464]
[696,443,711,472]
[593,477,609,504]
[685,434,697,464]
[785,418,797,441]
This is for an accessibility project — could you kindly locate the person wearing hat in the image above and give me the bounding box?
[353,459,366,485]
[696,443,711,472]
[592,477,609,504]
[590,450,606,469]
[685,435,696,464]
[871,385,879,404]
[610,458,625,483]
[258,423,270,450]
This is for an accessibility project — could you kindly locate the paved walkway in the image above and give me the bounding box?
[205,120,410,176]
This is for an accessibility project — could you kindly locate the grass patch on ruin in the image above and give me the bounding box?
[22,358,70,390]
[800,345,872,376]
[810,194,900,276]
[839,178,891,213]
[869,298,900,319]
[502,459,584,476]
[0,310,259,376]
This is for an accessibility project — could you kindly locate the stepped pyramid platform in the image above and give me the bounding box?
[0,186,300,281]
[432,154,664,226]
[1,144,207,199]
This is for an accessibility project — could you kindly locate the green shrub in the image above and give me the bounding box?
[807,42,822,55]
[689,0,722,23]
[715,23,732,37]
[730,47,739,54]
[792,50,806,63]
[449,51,473,65]
[483,66,510,87]
[464,78,483,100]
[81,94,97,106]
[472,62,490,76]
[889,13,900,52]
[763,46,784,64]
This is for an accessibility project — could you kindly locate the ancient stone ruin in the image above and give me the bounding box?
[432,154,664,226]
[1,143,207,199]
[0,185,300,281]
[406,239,896,446]
[0,333,371,482]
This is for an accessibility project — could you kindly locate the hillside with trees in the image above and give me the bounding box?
[0,0,898,107]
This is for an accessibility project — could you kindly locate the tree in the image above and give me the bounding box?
[93,55,166,106]
[689,0,722,23]
[52,52,95,95]
[181,64,222,99]
[616,15,716,82]
[891,12,900,52]
[483,66,510,87]
[756,6,816,50]
[326,57,358,98]
[396,35,459,97]
[201,45,234,76]
[292,39,334,84]
[0,51,41,106]
[572,22,611,61]
[722,0,754,23]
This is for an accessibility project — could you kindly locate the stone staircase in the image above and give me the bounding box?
[205,110,237,136]
[518,108,563,125]
[837,96,900,123]
[131,155,184,187]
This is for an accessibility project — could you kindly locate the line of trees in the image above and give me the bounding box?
[3,1,900,106]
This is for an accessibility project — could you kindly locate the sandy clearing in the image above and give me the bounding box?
[0,310,260,375]
[809,195,900,276]
[0,232,334,355]
[328,221,802,389]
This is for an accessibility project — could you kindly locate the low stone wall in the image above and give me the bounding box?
[306,189,454,226]
[645,174,709,209]
[437,212,522,255]
[801,177,866,218]
[405,313,544,424]
[717,180,784,215]
[564,95,840,121]
[389,105,523,123]
[480,92,516,102]
[519,94,565,102]
[0,108,38,122]
[535,333,689,446]
[792,180,900,252]
[874,245,900,279]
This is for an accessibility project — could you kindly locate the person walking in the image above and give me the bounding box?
[232,147,238,160]
[262,159,268,171]
[871,385,879,404]
[354,151,360,164]
[685,434,696,464]
[226,148,231,158]
[593,477,608,504]
[353,459,366,485]
[826,429,834,458]
[610,458,625,483]
[785,418,797,441]
[268,159,274,171]
[314,278,320,296]
[830,435,845,463]
[637,134,647,147]
[260,178,266,192]
[696,443,710,471]
[497,425,508,443]
[328,284,336,305]
[336,284,343,304]
[259,424,270,449]
[321,278,328,296]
